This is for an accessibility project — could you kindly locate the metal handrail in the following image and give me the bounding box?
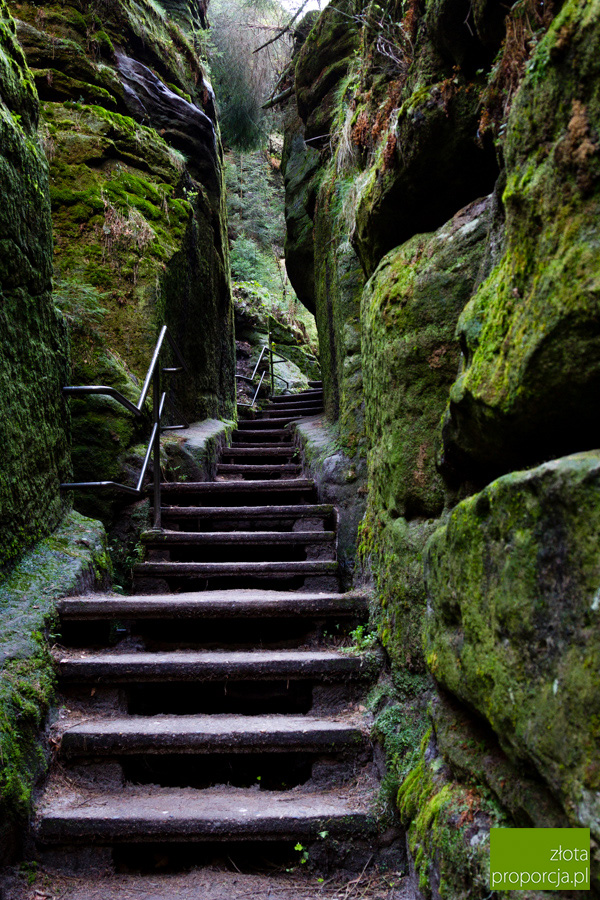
[61,326,189,528]
[235,311,321,405]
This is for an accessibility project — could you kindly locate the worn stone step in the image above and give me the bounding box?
[235,420,295,430]
[260,406,323,417]
[36,785,373,843]
[269,391,323,403]
[231,428,291,440]
[141,531,336,547]
[59,714,363,757]
[221,444,296,459]
[157,479,315,495]
[227,443,296,451]
[58,590,369,621]
[222,447,295,457]
[160,504,334,521]
[216,463,302,476]
[134,560,338,578]
[55,649,369,683]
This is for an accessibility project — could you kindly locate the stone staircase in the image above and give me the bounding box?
[36,384,379,868]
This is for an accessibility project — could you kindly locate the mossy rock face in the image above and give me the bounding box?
[294,0,360,142]
[281,106,320,315]
[0,0,70,570]
[431,691,568,830]
[357,198,490,672]
[362,196,490,522]
[160,0,208,31]
[443,0,600,476]
[15,19,124,108]
[364,514,440,673]
[313,166,366,448]
[425,450,600,868]
[354,78,498,276]
[9,0,235,522]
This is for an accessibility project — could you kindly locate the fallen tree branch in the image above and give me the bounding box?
[253,0,311,53]
[261,86,294,109]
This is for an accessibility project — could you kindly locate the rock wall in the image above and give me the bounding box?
[282,0,600,894]
[0,0,70,570]
[8,0,235,522]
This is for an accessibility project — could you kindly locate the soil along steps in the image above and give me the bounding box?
[36,388,381,864]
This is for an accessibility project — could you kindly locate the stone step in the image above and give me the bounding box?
[222,447,295,457]
[231,428,291,439]
[227,442,296,450]
[260,406,323,417]
[134,560,338,578]
[59,714,363,757]
[36,785,373,844]
[58,590,369,621]
[55,649,369,683]
[216,463,302,476]
[157,479,315,496]
[235,420,294,431]
[141,531,336,547]
[160,504,334,521]
[269,391,323,403]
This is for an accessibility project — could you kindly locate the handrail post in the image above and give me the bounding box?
[269,329,275,397]
[152,367,162,529]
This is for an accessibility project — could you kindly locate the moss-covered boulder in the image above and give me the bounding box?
[362,196,490,521]
[425,450,600,873]
[0,511,109,862]
[443,0,600,476]
[0,0,70,570]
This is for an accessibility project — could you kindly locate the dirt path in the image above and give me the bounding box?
[4,866,418,900]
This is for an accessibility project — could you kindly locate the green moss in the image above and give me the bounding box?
[0,511,108,863]
[444,0,600,473]
[398,730,507,899]
[0,0,70,570]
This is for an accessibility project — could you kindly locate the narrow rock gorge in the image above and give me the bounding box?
[0,0,599,897]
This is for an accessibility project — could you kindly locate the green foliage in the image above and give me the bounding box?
[231,234,280,288]
[348,623,378,651]
[53,276,108,336]
[226,150,318,343]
